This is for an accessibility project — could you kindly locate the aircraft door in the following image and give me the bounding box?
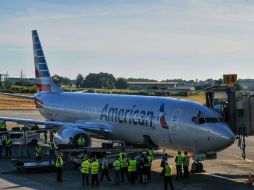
[170,109,182,135]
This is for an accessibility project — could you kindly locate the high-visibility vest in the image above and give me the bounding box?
[176,155,183,166]
[165,164,172,176]
[147,155,153,166]
[148,149,153,158]
[121,157,128,168]
[91,160,99,174]
[81,160,90,174]
[35,146,42,157]
[114,160,121,171]
[48,142,54,150]
[0,123,6,129]
[55,157,63,168]
[183,155,190,166]
[78,137,85,145]
[128,160,137,172]
[5,138,11,146]
[119,152,127,160]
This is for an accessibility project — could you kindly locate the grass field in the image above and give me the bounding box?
[0,94,36,110]
[0,93,205,110]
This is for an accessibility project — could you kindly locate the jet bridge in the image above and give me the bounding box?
[205,86,254,159]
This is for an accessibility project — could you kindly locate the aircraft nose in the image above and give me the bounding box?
[211,123,235,151]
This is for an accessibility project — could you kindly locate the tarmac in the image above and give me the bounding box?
[0,110,254,190]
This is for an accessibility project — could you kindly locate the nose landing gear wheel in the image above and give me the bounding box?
[191,161,203,173]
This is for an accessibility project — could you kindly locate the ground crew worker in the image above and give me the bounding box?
[43,131,47,144]
[183,151,190,178]
[49,130,54,142]
[146,151,153,180]
[100,155,111,182]
[161,153,168,168]
[137,153,145,184]
[113,156,121,185]
[77,136,85,146]
[48,140,56,164]
[90,156,99,187]
[35,144,42,161]
[120,153,129,182]
[55,153,64,182]
[163,162,174,190]
[128,156,137,184]
[4,135,12,158]
[175,151,183,180]
[148,147,153,159]
[0,122,7,131]
[80,157,90,186]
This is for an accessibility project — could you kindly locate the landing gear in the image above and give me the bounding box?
[191,161,203,173]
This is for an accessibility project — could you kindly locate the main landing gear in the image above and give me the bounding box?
[191,161,204,173]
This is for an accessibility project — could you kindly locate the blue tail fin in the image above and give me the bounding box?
[32,30,63,93]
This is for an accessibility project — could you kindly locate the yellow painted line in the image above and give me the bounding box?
[202,172,246,184]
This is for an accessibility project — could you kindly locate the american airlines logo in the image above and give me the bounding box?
[100,104,154,127]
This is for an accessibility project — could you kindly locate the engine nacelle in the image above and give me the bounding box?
[54,128,91,147]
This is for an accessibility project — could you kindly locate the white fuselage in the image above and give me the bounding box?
[35,92,235,154]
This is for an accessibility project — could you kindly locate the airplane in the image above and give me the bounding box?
[0,30,235,171]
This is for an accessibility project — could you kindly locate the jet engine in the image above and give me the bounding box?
[54,128,91,147]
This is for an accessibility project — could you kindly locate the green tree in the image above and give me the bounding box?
[52,75,72,87]
[115,78,128,89]
[84,72,116,89]
[75,73,84,88]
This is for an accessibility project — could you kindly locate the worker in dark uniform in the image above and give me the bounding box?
[80,157,90,186]
[49,130,54,142]
[4,135,12,158]
[100,155,111,182]
[55,153,64,182]
[90,156,99,187]
[43,131,48,144]
[113,156,121,185]
[146,151,153,180]
[160,153,168,168]
[183,151,190,178]
[143,153,149,184]
[120,153,129,182]
[48,140,56,164]
[128,156,137,184]
[162,161,174,190]
[175,151,183,180]
[35,144,42,161]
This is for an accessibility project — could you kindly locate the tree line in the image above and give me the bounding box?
[52,73,129,89]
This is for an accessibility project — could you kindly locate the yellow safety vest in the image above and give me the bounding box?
[119,152,127,160]
[91,160,99,174]
[147,155,153,166]
[5,138,11,146]
[165,164,172,176]
[81,160,90,174]
[176,155,183,166]
[0,123,6,129]
[78,137,85,145]
[183,155,190,166]
[114,160,121,171]
[55,157,63,168]
[121,157,128,168]
[35,146,42,157]
[128,160,137,172]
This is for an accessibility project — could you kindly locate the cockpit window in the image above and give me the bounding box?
[192,108,223,125]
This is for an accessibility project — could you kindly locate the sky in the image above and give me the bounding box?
[1,0,254,81]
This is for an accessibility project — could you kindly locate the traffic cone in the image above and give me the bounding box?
[247,173,253,186]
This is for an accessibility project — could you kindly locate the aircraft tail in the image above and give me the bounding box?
[32,30,63,93]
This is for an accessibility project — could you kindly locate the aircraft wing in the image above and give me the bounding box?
[0,117,113,139]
